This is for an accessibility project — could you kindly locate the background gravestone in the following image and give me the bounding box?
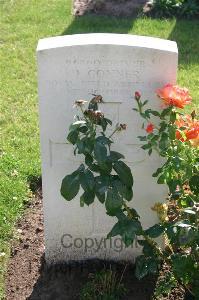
[37,33,178,263]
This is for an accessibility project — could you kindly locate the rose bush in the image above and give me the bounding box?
[134,85,199,298]
[149,0,199,19]
[61,85,199,298]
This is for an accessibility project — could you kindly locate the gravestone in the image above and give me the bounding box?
[37,33,178,264]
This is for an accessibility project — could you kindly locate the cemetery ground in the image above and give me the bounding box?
[0,0,199,298]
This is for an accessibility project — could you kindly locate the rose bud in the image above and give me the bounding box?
[191,110,196,120]
[91,94,103,103]
[120,124,127,130]
[146,123,154,133]
[135,91,141,101]
[94,110,104,119]
[84,109,93,117]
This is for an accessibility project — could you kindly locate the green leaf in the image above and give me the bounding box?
[96,136,112,146]
[112,177,133,201]
[147,258,159,274]
[99,161,112,174]
[80,169,95,191]
[105,188,123,216]
[175,222,192,228]
[159,121,167,132]
[100,118,108,131]
[95,176,109,203]
[107,221,120,238]
[142,100,148,106]
[89,163,101,173]
[161,106,172,118]
[141,143,151,150]
[183,208,196,215]
[145,109,160,117]
[72,120,87,126]
[104,117,112,126]
[145,224,165,238]
[115,210,128,221]
[95,176,109,193]
[172,156,183,171]
[85,154,93,167]
[67,130,79,144]
[137,136,147,142]
[108,151,125,162]
[61,169,80,201]
[108,218,142,246]
[190,175,199,195]
[80,190,95,206]
[95,190,106,203]
[77,137,94,155]
[150,110,160,117]
[84,137,94,153]
[76,139,84,153]
[157,174,166,184]
[171,254,195,285]
[151,135,159,143]
[168,125,176,140]
[128,208,140,220]
[122,185,133,201]
[69,120,86,131]
[94,141,107,164]
[168,179,181,193]
[97,117,111,132]
[159,132,169,150]
[140,240,155,256]
[170,111,177,122]
[135,256,149,279]
[79,125,88,133]
[135,256,158,280]
[113,161,133,188]
[88,102,98,110]
[152,167,163,177]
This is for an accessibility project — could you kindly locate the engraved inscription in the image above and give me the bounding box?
[50,141,146,168]
[65,58,145,69]
[47,57,146,96]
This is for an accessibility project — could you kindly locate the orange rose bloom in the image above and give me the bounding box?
[146,123,154,133]
[156,84,192,109]
[175,115,199,145]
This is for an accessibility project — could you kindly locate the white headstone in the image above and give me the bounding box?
[37,34,178,264]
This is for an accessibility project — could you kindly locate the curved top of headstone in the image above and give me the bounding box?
[37,33,178,53]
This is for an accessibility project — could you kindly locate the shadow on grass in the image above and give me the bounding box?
[168,19,199,66]
[62,15,199,69]
[27,175,42,193]
[62,15,136,35]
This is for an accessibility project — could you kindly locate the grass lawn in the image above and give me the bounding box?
[0,0,198,297]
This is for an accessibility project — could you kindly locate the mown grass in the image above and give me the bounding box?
[0,0,198,297]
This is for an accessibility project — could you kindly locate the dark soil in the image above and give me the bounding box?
[73,0,151,17]
[5,190,185,300]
